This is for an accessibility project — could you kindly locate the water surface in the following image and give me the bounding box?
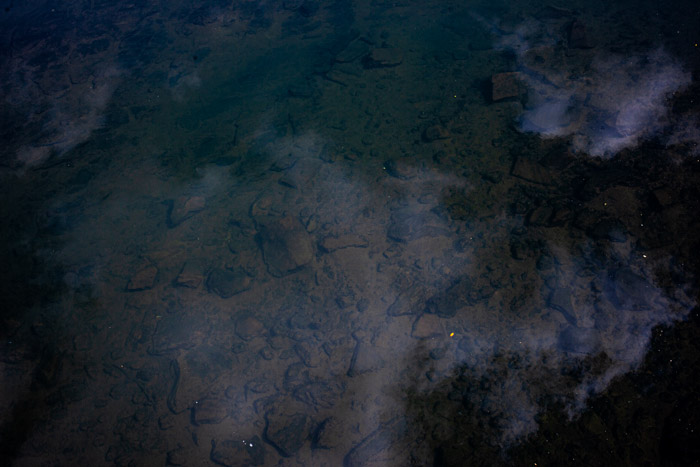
[1,0,699,465]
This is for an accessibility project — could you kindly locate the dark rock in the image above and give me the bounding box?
[297,1,319,17]
[175,262,204,288]
[127,265,158,291]
[426,276,475,318]
[511,157,555,185]
[152,315,203,355]
[568,19,594,49]
[383,158,417,180]
[166,446,187,466]
[259,216,314,277]
[264,412,310,457]
[510,239,531,260]
[210,436,265,467]
[335,39,370,63]
[158,414,175,430]
[423,125,450,142]
[481,171,503,183]
[167,196,206,228]
[527,206,554,227]
[312,417,345,449]
[651,187,675,207]
[207,268,251,298]
[491,72,521,101]
[362,48,403,68]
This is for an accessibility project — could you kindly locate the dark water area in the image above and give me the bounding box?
[1,0,700,465]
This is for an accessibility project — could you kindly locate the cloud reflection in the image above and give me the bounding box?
[494,18,693,157]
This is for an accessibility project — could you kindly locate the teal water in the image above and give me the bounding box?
[1,0,699,465]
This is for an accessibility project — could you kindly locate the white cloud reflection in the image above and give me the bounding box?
[495,18,694,157]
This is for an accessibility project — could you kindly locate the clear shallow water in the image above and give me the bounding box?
[1,1,699,465]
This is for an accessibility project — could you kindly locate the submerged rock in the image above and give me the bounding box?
[423,125,450,142]
[235,316,266,340]
[491,72,522,101]
[362,48,403,68]
[264,411,310,457]
[344,417,408,467]
[192,398,227,425]
[412,314,444,339]
[127,265,158,291]
[347,341,385,376]
[258,216,314,277]
[167,196,205,228]
[210,436,265,466]
[175,262,204,288]
[319,234,369,253]
[206,268,251,298]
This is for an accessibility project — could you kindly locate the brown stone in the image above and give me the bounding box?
[236,316,266,340]
[259,216,314,277]
[264,411,310,457]
[363,48,403,68]
[211,436,265,466]
[412,314,444,339]
[423,125,450,142]
[383,158,417,180]
[491,72,522,101]
[192,398,227,425]
[206,268,251,298]
[175,262,203,288]
[319,234,369,253]
[347,342,384,376]
[167,196,205,227]
[127,265,158,291]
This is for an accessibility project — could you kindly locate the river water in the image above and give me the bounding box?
[1,0,699,465]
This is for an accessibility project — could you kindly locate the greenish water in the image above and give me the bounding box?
[1,1,699,465]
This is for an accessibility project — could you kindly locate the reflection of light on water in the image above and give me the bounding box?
[493,17,694,158]
[10,64,122,169]
[430,236,695,445]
